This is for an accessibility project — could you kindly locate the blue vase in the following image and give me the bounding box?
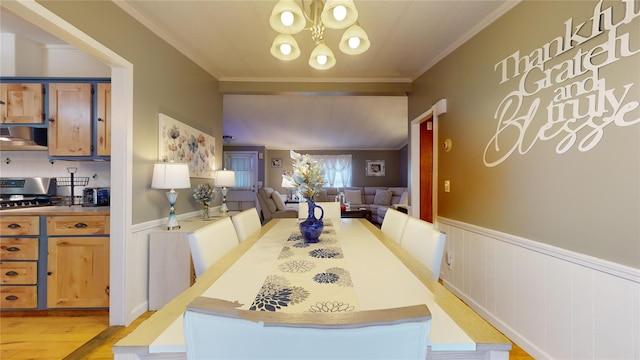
[299,199,324,243]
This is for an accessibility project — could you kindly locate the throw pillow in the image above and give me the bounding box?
[272,191,287,211]
[398,191,409,205]
[344,189,362,205]
[263,187,274,198]
[373,189,393,206]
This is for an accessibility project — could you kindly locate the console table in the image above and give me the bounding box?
[148,212,237,310]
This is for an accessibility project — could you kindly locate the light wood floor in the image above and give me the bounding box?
[1,310,532,359]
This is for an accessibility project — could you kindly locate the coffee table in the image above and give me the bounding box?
[341,208,372,222]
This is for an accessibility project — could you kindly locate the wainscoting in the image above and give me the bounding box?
[437,217,640,360]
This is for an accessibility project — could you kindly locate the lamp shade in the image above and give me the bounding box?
[270,34,301,61]
[216,170,236,187]
[339,23,370,55]
[151,163,191,190]
[321,0,358,29]
[309,42,336,70]
[281,176,294,188]
[269,0,306,34]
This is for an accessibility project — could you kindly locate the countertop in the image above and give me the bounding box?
[0,205,110,216]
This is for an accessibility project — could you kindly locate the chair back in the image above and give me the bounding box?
[188,217,239,278]
[400,217,446,281]
[381,208,409,243]
[298,201,340,221]
[231,208,262,243]
[184,297,431,360]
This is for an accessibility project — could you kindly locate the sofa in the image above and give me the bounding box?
[315,186,408,225]
[256,187,297,224]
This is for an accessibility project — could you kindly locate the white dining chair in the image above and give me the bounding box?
[298,201,341,222]
[231,208,262,243]
[183,297,431,360]
[381,207,409,244]
[400,217,446,281]
[188,217,239,278]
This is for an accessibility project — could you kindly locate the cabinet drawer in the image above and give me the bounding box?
[0,286,37,308]
[0,238,38,260]
[0,216,39,235]
[47,216,110,235]
[0,262,37,284]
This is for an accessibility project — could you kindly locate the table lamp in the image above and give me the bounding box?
[281,176,295,201]
[216,169,236,213]
[152,162,191,230]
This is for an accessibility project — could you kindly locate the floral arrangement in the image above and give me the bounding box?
[283,150,326,201]
[193,183,214,207]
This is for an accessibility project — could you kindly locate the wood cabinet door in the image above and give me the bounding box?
[47,237,110,308]
[0,83,44,124]
[48,83,92,156]
[96,83,111,156]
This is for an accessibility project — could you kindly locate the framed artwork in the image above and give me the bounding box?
[158,113,216,178]
[271,158,282,168]
[282,170,292,177]
[366,160,385,176]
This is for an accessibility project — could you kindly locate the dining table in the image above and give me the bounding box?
[113,218,510,359]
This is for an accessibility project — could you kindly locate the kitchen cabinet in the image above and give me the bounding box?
[0,216,40,309]
[0,83,44,124]
[48,83,93,156]
[96,83,111,156]
[46,215,110,308]
[0,78,111,160]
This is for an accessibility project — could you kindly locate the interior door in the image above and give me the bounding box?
[224,151,258,191]
[419,118,433,223]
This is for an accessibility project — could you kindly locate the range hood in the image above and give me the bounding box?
[0,126,48,151]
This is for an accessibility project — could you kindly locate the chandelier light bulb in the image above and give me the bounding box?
[281,11,294,26]
[333,5,347,21]
[317,55,328,65]
[348,36,360,49]
[280,43,292,55]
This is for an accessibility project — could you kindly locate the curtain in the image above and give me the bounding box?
[226,154,253,190]
[314,155,352,188]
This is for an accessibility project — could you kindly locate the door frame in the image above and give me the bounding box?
[4,0,134,326]
[409,99,446,222]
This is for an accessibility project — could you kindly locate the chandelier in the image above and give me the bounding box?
[269,0,370,70]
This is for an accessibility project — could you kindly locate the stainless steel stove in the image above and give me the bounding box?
[0,178,55,210]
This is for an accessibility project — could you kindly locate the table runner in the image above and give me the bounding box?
[248,220,360,313]
[148,219,476,354]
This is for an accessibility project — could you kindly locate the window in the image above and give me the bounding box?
[224,151,258,191]
[314,154,352,188]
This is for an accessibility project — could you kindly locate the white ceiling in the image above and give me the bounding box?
[1,1,516,150]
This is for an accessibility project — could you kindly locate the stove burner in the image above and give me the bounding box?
[0,195,54,210]
[0,177,55,210]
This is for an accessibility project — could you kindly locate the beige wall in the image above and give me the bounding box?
[39,0,223,224]
[409,0,639,267]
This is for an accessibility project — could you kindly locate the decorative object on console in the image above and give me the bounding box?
[284,150,327,243]
[152,162,191,230]
[366,160,385,176]
[193,183,214,220]
[269,0,370,70]
[216,169,236,213]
